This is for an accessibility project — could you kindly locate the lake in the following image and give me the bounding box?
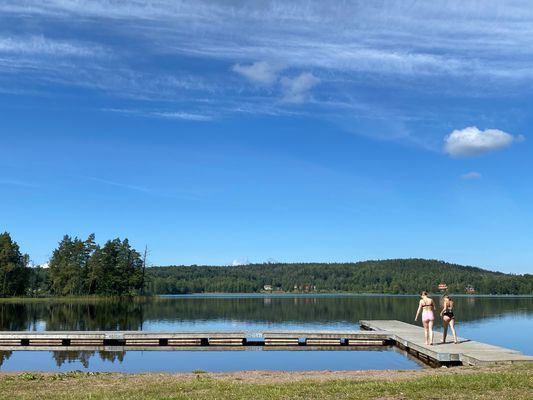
[0,294,531,372]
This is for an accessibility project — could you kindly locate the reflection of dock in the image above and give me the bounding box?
[360,320,533,366]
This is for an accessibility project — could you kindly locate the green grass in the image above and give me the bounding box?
[0,364,531,400]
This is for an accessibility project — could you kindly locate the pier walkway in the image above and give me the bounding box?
[0,321,531,366]
[360,320,533,366]
[0,330,388,350]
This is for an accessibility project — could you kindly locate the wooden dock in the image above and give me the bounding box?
[360,320,533,366]
[0,330,389,351]
[0,321,530,367]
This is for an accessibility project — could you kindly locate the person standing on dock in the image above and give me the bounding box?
[440,295,458,344]
[414,291,435,345]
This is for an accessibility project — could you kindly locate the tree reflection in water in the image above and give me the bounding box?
[0,295,531,368]
[0,296,531,332]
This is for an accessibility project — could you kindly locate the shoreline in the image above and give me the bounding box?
[0,364,530,399]
[0,365,511,383]
[0,293,532,302]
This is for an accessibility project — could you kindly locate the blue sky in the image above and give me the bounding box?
[1,1,532,273]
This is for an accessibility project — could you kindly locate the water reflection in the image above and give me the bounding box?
[0,295,530,370]
[0,348,423,372]
[0,295,530,332]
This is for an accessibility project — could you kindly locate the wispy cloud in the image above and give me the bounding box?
[103,108,213,121]
[3,1,533,148]
[151,111,212,121]
[444,127,523,157]
[461,171,482,180]
[0,179,40,188]
[87,176,204,201]
[233,61,283,85]
[4,1,533,88]
[88,177,152,194]
[280,72,320,103]
[0,36,105,57]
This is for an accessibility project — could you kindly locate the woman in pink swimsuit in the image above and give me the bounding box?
[414,291,435,345]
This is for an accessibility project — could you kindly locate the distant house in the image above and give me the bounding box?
[263,284,273,291]
[465,285,475,294]
[438,283,448,291]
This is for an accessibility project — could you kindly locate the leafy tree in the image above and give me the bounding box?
[0,232,30,297]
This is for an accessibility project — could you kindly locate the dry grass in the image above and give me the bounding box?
[0,363,530,400]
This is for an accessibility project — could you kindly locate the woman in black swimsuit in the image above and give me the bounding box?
[440,295,458,344]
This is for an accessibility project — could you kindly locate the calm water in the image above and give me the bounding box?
[0,348,423,372]
[0,294,531,372]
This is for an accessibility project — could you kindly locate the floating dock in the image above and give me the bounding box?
[360,320,533,366]
[0,321,531,367]
[0,330,389,351]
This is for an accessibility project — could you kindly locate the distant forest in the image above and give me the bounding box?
[0,232,532,297]
[146,260,533,295]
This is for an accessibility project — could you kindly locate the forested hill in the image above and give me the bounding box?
[146,259,533,295]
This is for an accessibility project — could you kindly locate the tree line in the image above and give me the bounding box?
[146,259,533,295]
[0,232,145,297]
[0,231,532,296]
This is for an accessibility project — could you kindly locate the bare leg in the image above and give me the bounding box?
[442,316,450,343]
[449,319,458,343]
[428,320,434,345]
[422,321,429,344]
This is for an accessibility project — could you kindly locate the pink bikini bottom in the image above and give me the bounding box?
[422,310,434,322]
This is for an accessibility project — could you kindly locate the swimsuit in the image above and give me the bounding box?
[421,301,434,322]
[443,306,454,319]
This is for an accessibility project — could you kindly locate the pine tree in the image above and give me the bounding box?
[0,232,30,297]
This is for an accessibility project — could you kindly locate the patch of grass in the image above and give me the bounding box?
[0,364,530,400]
[17,372,41,381]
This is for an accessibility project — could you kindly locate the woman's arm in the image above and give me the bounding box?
[415,301,422,321]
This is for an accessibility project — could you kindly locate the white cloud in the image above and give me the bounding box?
[103,108,213,121]
[4,0,533,138]
[444,127,521,157]
[232,259,250,266]
[233,61,282,84]
[151,111,212,121]
[280,72,320,103]
[461,171,482,180]
[0,36,103,57]
[3,1,533,82]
